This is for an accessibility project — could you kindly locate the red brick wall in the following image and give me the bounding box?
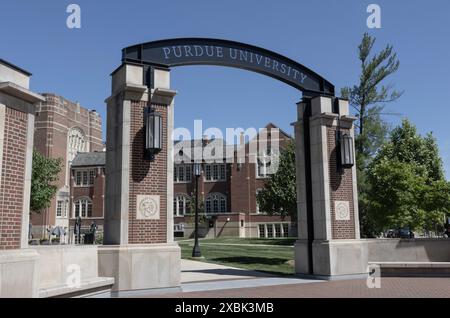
[70,167,105,219]
[0,107,28,249]
[128,101,167,244]
[32,93,103,228]
[230,160,252,213]
[174,128,292,225]
[327,127,355,239]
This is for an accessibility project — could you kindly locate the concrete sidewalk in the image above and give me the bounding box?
[181,259,276,283]
[169,259,323,295]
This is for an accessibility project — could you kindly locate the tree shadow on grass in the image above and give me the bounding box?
[263,239,296,246]
[210,256,294,276]
[212,256,288,266]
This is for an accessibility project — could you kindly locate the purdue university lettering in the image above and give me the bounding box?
[162,45,308,84]
[122,38,335,94]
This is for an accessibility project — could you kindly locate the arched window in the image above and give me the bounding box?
[74,198,92,218]
[67,127,87,162]
[173,194,191,216]
[256,149,278,178]
[205,193,227,213]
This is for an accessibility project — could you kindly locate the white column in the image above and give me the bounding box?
[0,104,5,203]
[21,113,34,248]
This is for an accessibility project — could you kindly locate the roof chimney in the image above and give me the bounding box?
[202,135,209,147]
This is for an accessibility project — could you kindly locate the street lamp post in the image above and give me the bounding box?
[192,162,202,258]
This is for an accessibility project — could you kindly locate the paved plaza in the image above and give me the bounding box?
[143,260,450,298]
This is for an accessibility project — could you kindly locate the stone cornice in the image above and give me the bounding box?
[105,83,149,104]
[150,88,177,105]
[0,82,44,115]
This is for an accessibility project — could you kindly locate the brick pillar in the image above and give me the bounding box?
[0,61,44,250]
[294,95,367,279]
[100,63,180,294]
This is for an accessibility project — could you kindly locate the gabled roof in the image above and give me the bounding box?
[263,122,292,140]
[72,152,105,167]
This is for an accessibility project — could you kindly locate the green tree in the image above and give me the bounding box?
[30,150,62,213]
[366,119,450,232]
[341,33,402,237]
[256,141,297,221]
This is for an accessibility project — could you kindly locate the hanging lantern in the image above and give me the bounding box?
[193,162,202,177]
[340,133,354,168]
[145,108,163,160]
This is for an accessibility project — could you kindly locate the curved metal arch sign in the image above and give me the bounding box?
[122,38,334,96]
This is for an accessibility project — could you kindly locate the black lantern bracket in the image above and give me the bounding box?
[333,98,356,171]
[144,107,163,161]
[337,131,355,170]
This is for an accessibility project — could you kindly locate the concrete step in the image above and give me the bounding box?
[39,277,114,298]
[369,262,450,277]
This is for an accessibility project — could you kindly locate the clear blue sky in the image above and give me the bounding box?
[1,0,450,177]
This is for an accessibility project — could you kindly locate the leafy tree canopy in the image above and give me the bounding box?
[30,150,62,213]
[367,119,450,232]
[257,141,297,221]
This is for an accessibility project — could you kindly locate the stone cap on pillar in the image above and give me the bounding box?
[0,59,32,89]
[0,59,45,114]
[151,88,177,105]
[106,63,149,103]
[0,82,45,104]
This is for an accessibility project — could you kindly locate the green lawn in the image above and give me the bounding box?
[178,238,295,275]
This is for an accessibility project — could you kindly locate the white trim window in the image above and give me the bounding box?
[258,224,265,238]
[204,164,226,182]
[174,194,191,216]
[205,193,227,213]
[56,200,63,218]
[266,224,274,238]
[74,169,96,187]
[174,164,192,183]
[256,188,263,214]
[67,127,87,162]
[256,149,278,179]
[258,223,289,238]
[56,200,68,218]
[74,198,93,218]
[283,223,289,237]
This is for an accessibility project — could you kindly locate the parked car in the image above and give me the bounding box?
[385,229,396,238]
[385,228,414,239]
[444,229,450,238]
[398,227,414,238]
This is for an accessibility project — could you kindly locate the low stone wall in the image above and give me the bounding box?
[98,243,180,295]
[0,249,39,297]
[367,238,450,262]
[30,245,100,289]
[1,245,107,298]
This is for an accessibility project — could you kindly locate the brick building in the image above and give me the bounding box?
[173,123,295,239]
[49,121,295,242]
[0,59,44,249]
[31,94,103,239]
[68,152,105,242]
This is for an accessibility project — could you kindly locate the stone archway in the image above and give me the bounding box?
[101,38,367,295]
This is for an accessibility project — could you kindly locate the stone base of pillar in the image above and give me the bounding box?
[98,243,181,294]
[295,240,369,280]
[294,239,310,274]
[0,249,39,298]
